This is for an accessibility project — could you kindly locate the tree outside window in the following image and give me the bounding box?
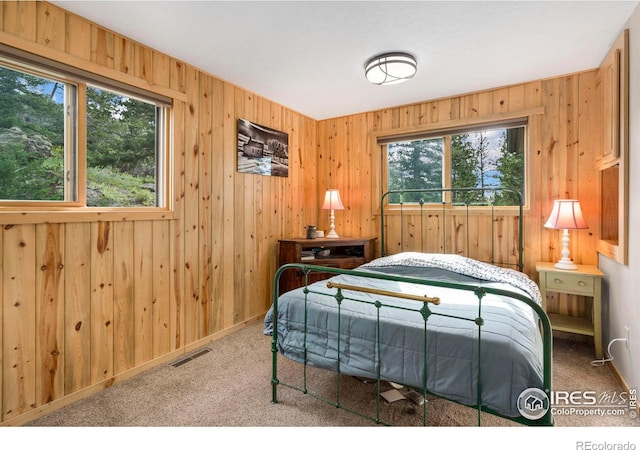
[387,125,526,206]
[0,59,167,208]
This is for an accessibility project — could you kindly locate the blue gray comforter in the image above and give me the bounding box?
[264,253,545,419]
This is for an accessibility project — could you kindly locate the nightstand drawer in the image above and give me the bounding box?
[544,272,594,295]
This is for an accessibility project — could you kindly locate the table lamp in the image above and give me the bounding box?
[322,189,344,238]
[544,199,588,270]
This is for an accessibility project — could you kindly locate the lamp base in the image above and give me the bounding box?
[554,258,578,270]
[326,208,339,238]
[554,229,578,270]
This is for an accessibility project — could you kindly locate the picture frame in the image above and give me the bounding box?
[237,118,289,177]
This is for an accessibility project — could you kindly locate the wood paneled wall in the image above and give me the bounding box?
[316,74,601,320]
[0,1,317,425]
[0,1,603,426]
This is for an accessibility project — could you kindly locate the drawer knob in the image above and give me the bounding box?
[553,278,561,284]
[578,281,586,286]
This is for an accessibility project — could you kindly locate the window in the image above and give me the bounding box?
[0,64,74,202]
[383,121,526,206]
[85,86,164,207]
[0,47,170,209]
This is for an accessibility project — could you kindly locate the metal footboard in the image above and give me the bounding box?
[270,263,554,427]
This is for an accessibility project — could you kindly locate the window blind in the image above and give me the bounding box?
[376,117,529,145]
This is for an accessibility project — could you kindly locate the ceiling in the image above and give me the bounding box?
[51,1,639,120]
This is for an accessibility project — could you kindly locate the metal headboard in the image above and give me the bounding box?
[380,187,524,272]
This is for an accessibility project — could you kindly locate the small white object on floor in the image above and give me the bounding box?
[381,380,427,406]
[380,389,407,403]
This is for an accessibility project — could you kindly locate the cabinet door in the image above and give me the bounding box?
[596,28,628,265]
[599,46,620,165]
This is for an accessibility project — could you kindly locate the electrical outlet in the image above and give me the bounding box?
[624,326,630,350]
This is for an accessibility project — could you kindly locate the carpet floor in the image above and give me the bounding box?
[25,321,638,428]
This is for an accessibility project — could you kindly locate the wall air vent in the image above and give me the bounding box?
[171,348,211,367]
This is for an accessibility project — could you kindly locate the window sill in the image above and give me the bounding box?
[0,207,175,225]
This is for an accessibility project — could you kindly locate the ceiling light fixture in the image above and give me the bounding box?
[364,52,417,85]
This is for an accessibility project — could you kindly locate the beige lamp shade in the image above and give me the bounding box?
[322,189,344,211]
[544,199,588,230]
[544,199,588,270]
[322,189,344,238]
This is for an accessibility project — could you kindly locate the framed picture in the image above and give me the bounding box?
[237,118,289,177]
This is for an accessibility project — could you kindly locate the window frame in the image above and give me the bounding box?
[372,109,542,215]
[0,44,173,222]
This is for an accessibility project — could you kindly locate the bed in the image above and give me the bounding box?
[264,188,553,426]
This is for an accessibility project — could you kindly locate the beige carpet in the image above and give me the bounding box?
[26,321,638,428]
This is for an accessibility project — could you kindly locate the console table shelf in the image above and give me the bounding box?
[277,237,376,294]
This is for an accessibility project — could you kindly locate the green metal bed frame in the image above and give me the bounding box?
[269,187,554,426]
[380,186,524,270]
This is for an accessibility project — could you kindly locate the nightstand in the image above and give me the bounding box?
[536,262,604,359]
[277,237,376,294]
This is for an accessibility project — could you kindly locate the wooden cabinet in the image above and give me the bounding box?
[598,44,620,166]
[277,237,376,294]
[536,262,604,359]
[597,28,629,265]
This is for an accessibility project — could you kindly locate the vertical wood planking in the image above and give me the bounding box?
[170,59,186,94]
[233,87,246,324]
[221,82,236,329]
[133,221,153,365]
[64,223,91,395]
[198,74,213,337]
[35,2,64,51]
[210,78,225,333]
[2,1,37,41]
[35,224,64,405]
[113,221,134,374]
[577,71,598,266]
[183,65,200,343]
[152,221,170,357]
[2,225,36,419]
[90,222,113,383]
[169,218,183,351]
[541,78,561,269]
[114,34,134,76]
[64,10,90,60]
[91,25,114,69]
[243,92,257,318]
[152,51,170,89]
[171,97,186,350]
[134,44,153,84]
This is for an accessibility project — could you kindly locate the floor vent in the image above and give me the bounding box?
[171,348,211,367]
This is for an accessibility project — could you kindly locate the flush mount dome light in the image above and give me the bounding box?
[364,52,417,85]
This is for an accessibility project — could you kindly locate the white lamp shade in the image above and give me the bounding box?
[365,52,417,85]
[322,189,344,211]
[544,199,588,230]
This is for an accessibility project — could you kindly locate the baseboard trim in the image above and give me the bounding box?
[609,360,639,416]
